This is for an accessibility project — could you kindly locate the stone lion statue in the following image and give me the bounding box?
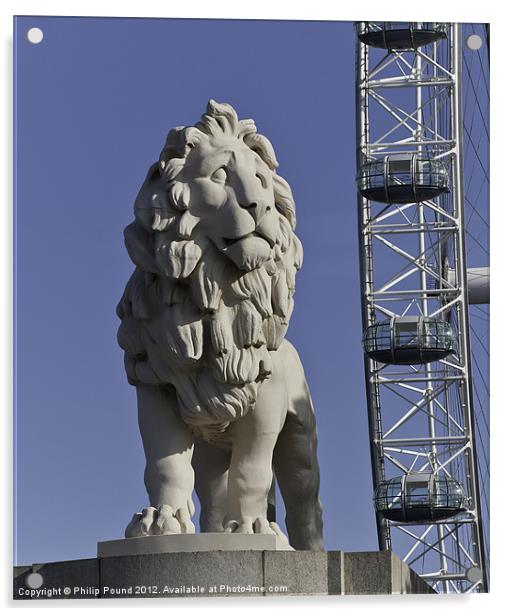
[117,100,323,549]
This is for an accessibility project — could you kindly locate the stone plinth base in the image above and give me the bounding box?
[98,533,293,557]
[14,549,435,599]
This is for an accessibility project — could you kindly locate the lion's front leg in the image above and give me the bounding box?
[125,384,195,538]
[224,361,287,538]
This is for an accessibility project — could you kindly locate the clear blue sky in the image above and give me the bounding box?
[13,16,488,566]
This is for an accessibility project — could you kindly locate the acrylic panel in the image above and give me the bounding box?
[13,16,489,598]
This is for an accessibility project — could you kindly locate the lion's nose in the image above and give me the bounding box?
[239,200,268,224]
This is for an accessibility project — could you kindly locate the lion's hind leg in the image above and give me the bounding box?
[192,439,230,532]
[273,408,324,550]
[273,341,324,550]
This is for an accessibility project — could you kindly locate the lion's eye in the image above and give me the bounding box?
[255,172,267,189]
[211,167,227,183]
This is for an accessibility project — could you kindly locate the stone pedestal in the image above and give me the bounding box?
[14,546,435,600]
[98,533,293,557]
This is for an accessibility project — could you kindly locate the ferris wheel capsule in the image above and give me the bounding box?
[357,155,450,204]
[374,473,466,523]
[356,22,448,50]
[363,316,454,365]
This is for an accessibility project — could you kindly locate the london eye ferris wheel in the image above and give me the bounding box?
[355,22,490,593]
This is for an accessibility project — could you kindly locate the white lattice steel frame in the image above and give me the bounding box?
[355,23,487,593]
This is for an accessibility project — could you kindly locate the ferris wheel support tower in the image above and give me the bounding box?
[355,23,488,593]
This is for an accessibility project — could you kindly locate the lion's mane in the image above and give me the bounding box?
[117,100,303,443]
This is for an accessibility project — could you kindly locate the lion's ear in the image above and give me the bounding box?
[160,126,206,161]
[124,222,158,273]
[160,127,187,161]
[237,118,257,139]
[134,163,177,232]
[272,173,297,230]
[244,133,278,170]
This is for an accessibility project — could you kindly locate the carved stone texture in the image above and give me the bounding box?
[117,100,323,549]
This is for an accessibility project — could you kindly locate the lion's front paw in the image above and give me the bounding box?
[125,504,195,538]
[223,516,289,541]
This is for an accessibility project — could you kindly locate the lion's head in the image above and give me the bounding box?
[117,100,303,442]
